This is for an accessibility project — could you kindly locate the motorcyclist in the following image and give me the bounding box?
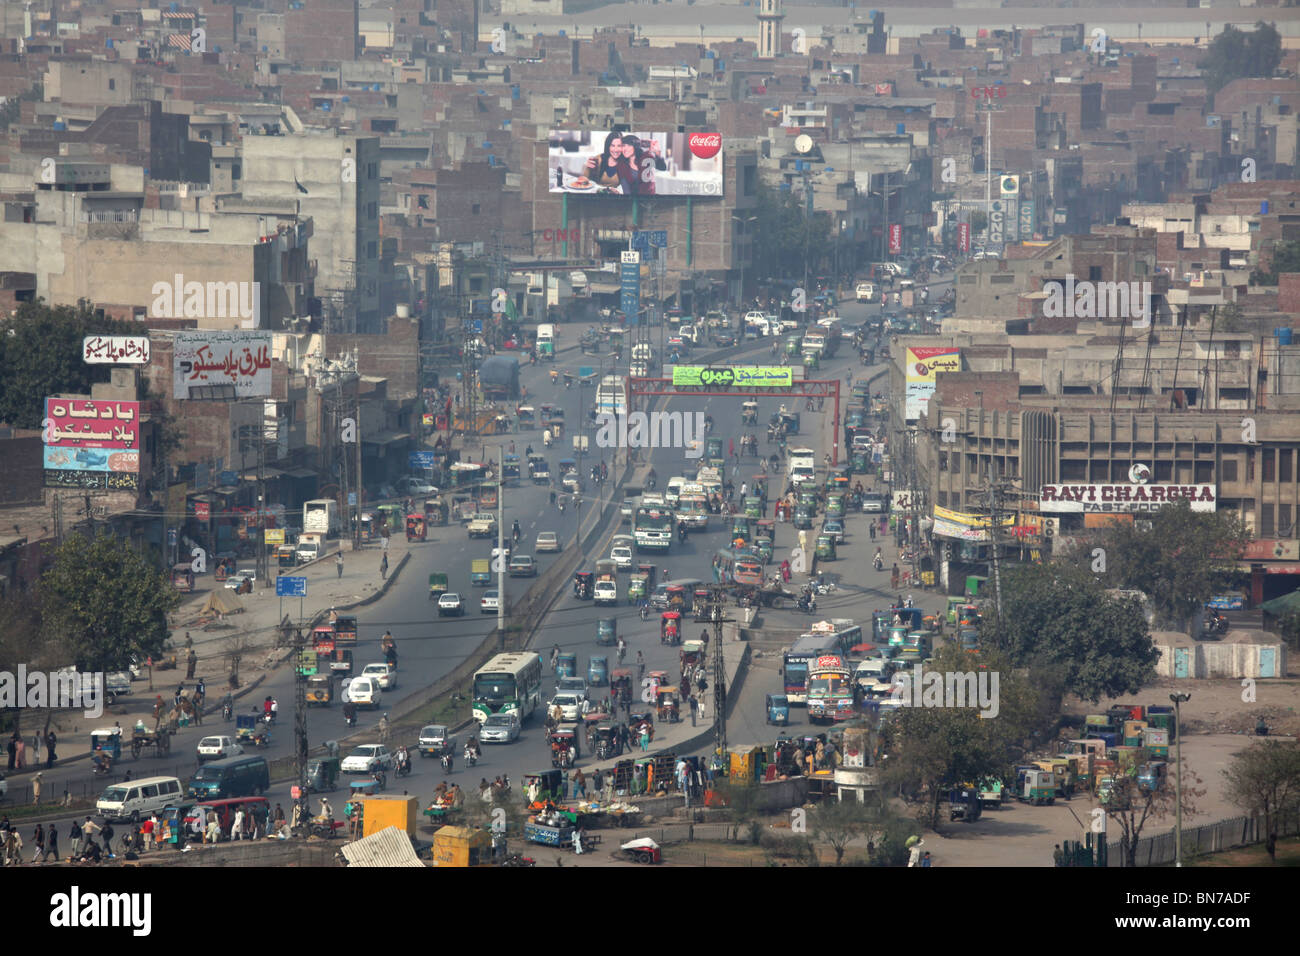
[677,519,688,542]
[342,701,358,726]
[616,637,627,664]
[512,519,522,544]
[646,467,657,490]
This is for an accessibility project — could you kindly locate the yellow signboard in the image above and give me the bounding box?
[264,528,286,545]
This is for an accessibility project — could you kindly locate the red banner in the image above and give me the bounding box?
[194,501,211,521]
[43,398,139,450]
[888,224,902,255]
[957,222,971,252]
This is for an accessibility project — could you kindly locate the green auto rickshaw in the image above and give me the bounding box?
[705,437,724,460]
[826,494,846,519]
[797,491,819,514]
[850,449,871,474]
[743,496,763,519]
[783,333,802,356]
[729,516,754,544]
[815,534,838,561]
[802,351,821,370]
[627,573,648,604]
[307,755,341,793]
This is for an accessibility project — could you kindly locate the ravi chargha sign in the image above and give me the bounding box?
[1039,484,1217,514]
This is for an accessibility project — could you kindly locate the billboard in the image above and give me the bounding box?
[672,366,793,388]
[904,346,960,420]
[83,336,151,365]
[957,222,970,252]
[888,224,902,255]
[173,331,272,399]
[988,199,1005,244]
[547,130,723,197]
[620,250,641,323]
[43,398,140,490]
[1039,484,1217,514]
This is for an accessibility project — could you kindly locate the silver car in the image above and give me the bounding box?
[480,712,521,744]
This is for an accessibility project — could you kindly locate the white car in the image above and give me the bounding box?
[856,281,877,302]
[536,532,560,553]
[550,694,582,721]
[342,744,393,774]
[481,589,500,614]
[195,736,243,763]
[594,580,618,605]
[397,477,438,496]
[361,662,396,690]
[480,712,521,744]
[224,569,257,590]
[343,676,381,709]
[438,592,466,616]
[610,544,634,569]
[556,678,588,700]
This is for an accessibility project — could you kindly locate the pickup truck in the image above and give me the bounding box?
[468,513,498,538]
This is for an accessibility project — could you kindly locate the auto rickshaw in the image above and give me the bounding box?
[797,491,819,513]
[236,713,271,748]
[730,516,754,545]
[306,755,341,793]
[815,534,837,560]
[548,726,581,769]
[429,572,448,600]
[665,584,687,613]
[783,332,802,357]
[741,401,759,425]
[276,545,298,569]
[705,437,724,459]
[656,688,681,723]
[170,563,195,592]
[502,454,520,486]
[628,572,649,604]
[91,727,123,769]
[692,587,711,617]
[306,673,334,706]
[767,694,791,725]
[376,503,403,534]
[424,497,449,526]
[592,722,624,760]
[573,571,594,599]
[850,449,871,474]
[517,405,536,428]
[636,563,657,589]
[588,655,609,686]
[596,617,617,646]
[628,711,655,744]
[405,513,427,542]
[556,653,578,679]
[680,640,706,675]
[524,769,564,807]
[743,496,764,519]
[660,610,682,646]
[826,494,846,519]
[802,350,821,370]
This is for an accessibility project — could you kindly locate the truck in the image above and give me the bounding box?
[303,499,340,537]
[633,506,674,553]
[468,513,498,539]
[478,356,521,401]
[805,655,855,723]
[295,534,323,564]
[631,342,657,368]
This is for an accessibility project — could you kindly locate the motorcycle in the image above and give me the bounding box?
[558,497,566,513]
[677,526,688,544]
[395,755,412,778]
[440,752,454,773]
[813,580,835,595]
[464,747,479,767]
[343,706,357,728]
[222,701,233,722]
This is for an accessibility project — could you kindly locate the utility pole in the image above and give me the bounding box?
[709,587,730,771]
[972,461,1014,618]
[906,427,920,591]
[293,624,309,827]
[353,376,362,552]
[497,442,506,648]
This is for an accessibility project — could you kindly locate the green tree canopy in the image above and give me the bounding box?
[1222,740,1300,862]
[1198,22,1283,97]
[1100,500,1250,632]
[0,300,138,429]
[39,531,178,671]
[750,182,833,290]
[981,561,1159,703]
[1251,239,1300,286]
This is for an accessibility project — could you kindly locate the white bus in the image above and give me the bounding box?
[472,652,543,724]
[595,375,627,416]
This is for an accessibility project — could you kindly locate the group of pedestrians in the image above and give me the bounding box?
[1,816,116,865]
[6,731,58,771]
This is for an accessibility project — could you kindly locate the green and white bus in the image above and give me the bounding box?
[472,652,543,724]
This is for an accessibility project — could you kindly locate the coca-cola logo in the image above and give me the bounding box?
[688,133,722,159]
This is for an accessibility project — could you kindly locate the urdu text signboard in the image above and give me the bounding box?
[173,331,273,399]
[672,366,793,388]
[43,398,141,490]
[83,336,151,365]
[1039,484,1217,514]
[904,347,960,420]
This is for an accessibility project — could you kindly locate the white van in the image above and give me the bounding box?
[97,775,182,822]
[344,676,381,709]
[788,447,817,486]
[536,324,556,355]
[665,477,686,508]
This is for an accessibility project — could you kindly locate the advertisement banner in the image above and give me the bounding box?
[548,130,723,197]
[1000,175,1019,198]
[620,251,641,324]
[264,528,286,545]
[672,366,793,388]
[904,347,960,420]
[932,518,991,542]
[888,224,902,255]
[44,398,139,451]
[1039,484,1217,514]
[193,501,211,521]
[83,336,151,365]
[957,222,970,253]
[173,330,273,399]
[1019,200,1035,240]
[988,199,1004,244]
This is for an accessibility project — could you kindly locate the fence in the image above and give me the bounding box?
[1108,811,1300,867]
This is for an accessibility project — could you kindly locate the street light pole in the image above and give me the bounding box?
[497,442,506,648]
[1170,692,1190,867]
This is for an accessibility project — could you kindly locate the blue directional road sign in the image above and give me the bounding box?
[621,251,641,325]
[409,450,437,470]
[629,230,668,254]
[276,576,307,598]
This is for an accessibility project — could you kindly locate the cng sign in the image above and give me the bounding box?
[988,200,1004,244]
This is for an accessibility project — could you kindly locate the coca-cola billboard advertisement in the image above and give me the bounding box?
[547,129,724,197]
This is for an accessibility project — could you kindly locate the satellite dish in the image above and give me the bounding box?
[795,134,813,154]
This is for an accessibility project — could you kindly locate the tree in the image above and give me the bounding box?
[0,592,49,736]
[1105,755,1205,868]
[750,182,833,291]
[811,797,873,866]
[1198,22,1283,97]
[1251,239,1300,286]
[981,561,1159,703]
[881,645,1043,829]
[1101,500,1250,634]
[0,300,139,428]
[1222,740,1300,861]
[38,531,178,671]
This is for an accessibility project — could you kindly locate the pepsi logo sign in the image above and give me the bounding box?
[688,133,722,159]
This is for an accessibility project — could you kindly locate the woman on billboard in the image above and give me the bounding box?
[583,132,629,190]
[621,134,667,195]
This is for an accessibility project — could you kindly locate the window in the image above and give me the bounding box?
[1281,449,1293,483]
[1247,451,1255,481]
[108,79,115,90]
[1281,504,1294,535]
[367,241,377,259]
[1195,460,1214,483]
[1263,448,1275,482]
[1221,459,1238,482]
[1261,503,1274,537]
[472,203,481,215]
[1088,266,1102,281]
[143,784,158,798]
